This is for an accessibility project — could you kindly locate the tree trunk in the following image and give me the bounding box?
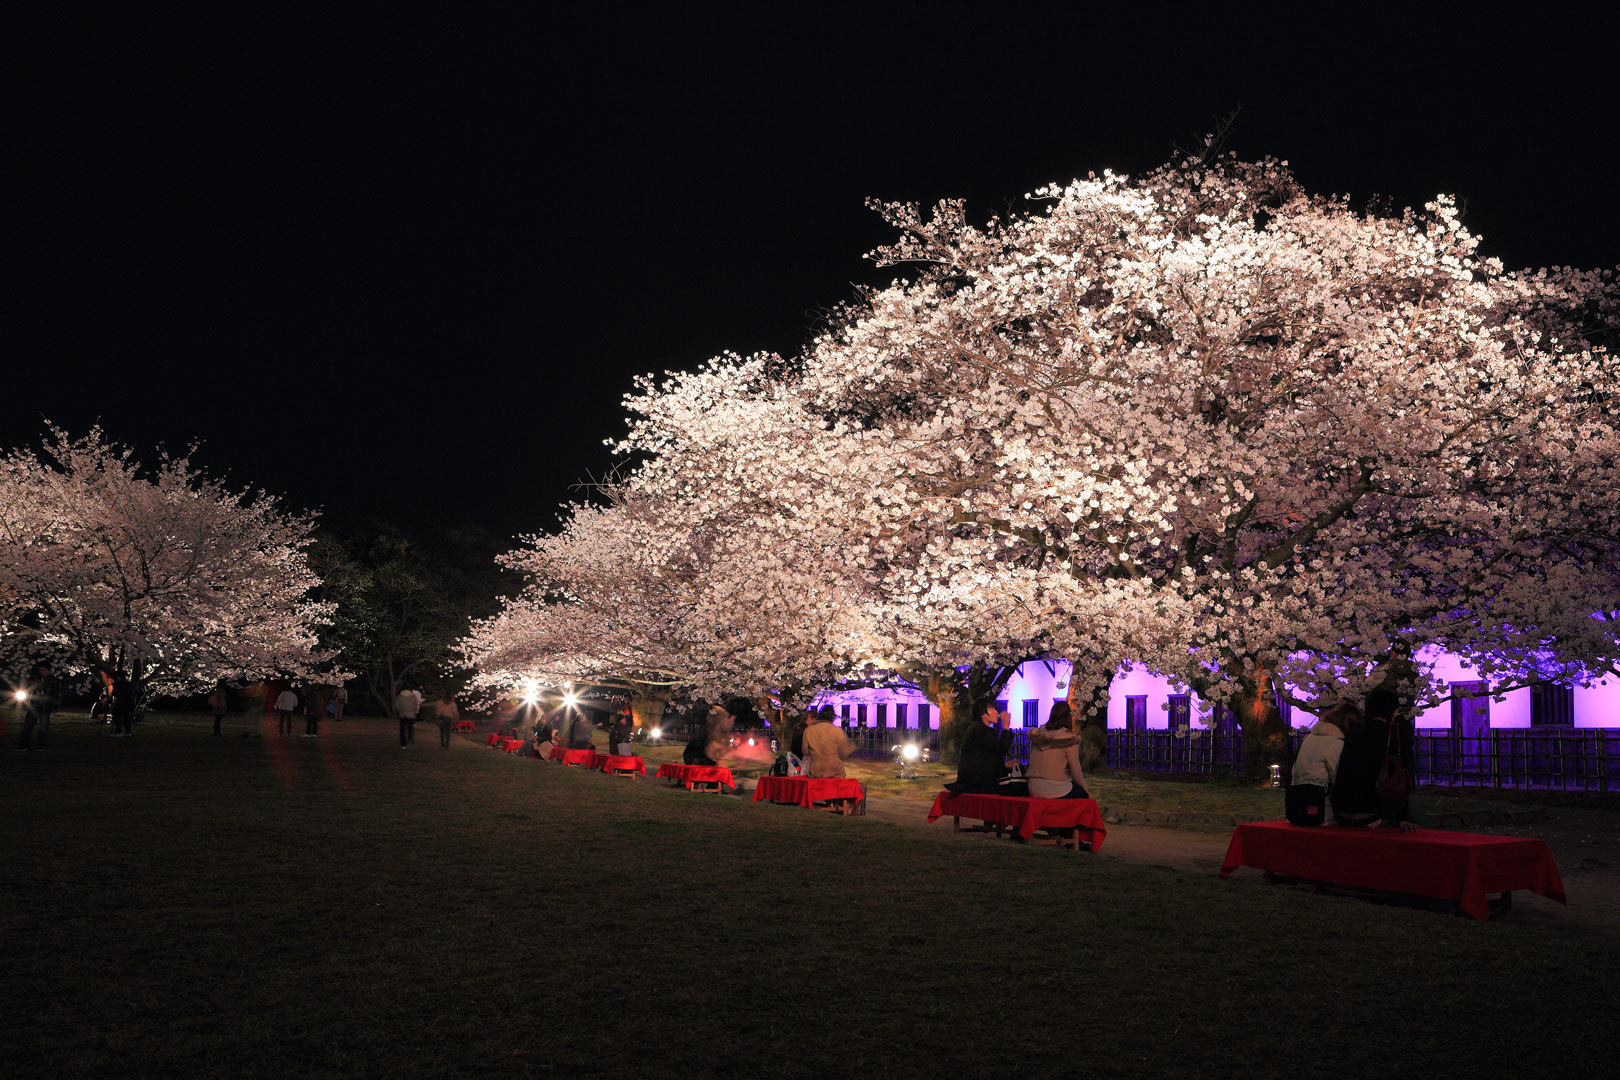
[1067,675,1111,774]
[913,672,957,764]
[1232,670,1290,785]
[629,686,672,737]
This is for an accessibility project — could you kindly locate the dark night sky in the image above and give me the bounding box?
[9,4,1619,539]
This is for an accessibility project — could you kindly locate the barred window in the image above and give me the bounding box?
[1530,684,1575,726]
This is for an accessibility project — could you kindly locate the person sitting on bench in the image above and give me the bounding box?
[1332,689,1421,832]
[802,706,853,778]
[683,705,730,766]
[1026,702,1090,799]
[946,701,1015,795]
[1289,701,1359,825]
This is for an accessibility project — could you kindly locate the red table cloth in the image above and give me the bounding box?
[654,762,735,789]
[753,775,864,808]
[1220,821,1567,921]
[497,737,524,753]
[549,746,597,766]
[598,754,646,776]
[451,720,476,733]
[485,733,502,747]
[926,791,1107,849]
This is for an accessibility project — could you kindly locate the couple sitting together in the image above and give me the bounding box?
[1289,687,1422,831]
[946,700,1089,800]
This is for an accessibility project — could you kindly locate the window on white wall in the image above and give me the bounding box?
[876,703,891,728]
[918,703,933,729]
[1531,684,1575,726]
[1021,700,1039,728]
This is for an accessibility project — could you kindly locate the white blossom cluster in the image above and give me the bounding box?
[466,156,1620,721]
[0,428,335,697]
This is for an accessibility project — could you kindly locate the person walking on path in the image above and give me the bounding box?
[275,686,298,736]
[208,683,229,737]
[14,661,61,752]
[431,692,459,749]
[331,683,348,722]
[394,686,423,747]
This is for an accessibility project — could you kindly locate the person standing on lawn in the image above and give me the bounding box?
[274,686,298,736]
[303,685,324,737]
[14,661,61,752]
[110,675,137,737]
[331,683,347,722]
[947,701,1014,795]
[208,682,229,737]
[394,685,423,747]
[431,692,459,749]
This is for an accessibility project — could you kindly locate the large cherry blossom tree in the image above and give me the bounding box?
[0,428,335,712]
[473,154,1620,780]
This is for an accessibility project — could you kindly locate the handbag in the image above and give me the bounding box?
[1285,783,1326,826]
[1375,720,1412,819]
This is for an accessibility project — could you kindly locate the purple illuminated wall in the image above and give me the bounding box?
[815,650,1620,731]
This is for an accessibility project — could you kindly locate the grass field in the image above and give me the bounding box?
[4,713,1615,1079]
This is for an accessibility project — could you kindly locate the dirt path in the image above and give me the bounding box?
[862,792,1619,931]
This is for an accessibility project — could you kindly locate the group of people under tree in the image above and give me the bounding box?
[1289,687,1422,831]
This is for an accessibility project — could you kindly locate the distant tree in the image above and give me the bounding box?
[310,523,504,715]
[0,428,333,712]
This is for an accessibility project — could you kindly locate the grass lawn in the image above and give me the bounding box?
[4,713,1615,1079]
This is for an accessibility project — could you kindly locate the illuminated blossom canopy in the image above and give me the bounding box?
[0,428,335,702]
[471,155,1620,772]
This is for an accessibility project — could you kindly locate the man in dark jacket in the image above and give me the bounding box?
[14,661,61,752]
[1331,688,1421,830]
[947,701,1014,794]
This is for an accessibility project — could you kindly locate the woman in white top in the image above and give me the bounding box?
[1025,702,1090,799]
[1290,701,1361,824]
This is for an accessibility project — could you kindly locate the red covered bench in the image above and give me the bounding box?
[927,791,1107,852]
[597,754,646,778]
[548,746,597,767]
[655,762,734,792]
[1220,821,1566,920]
[753,775,865,813]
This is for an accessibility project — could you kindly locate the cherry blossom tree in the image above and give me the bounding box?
[473,154,1619,783]
[791,155,1620,777]
[0,428,335,713]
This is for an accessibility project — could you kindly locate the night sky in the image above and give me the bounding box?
[10,5,1619,539]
